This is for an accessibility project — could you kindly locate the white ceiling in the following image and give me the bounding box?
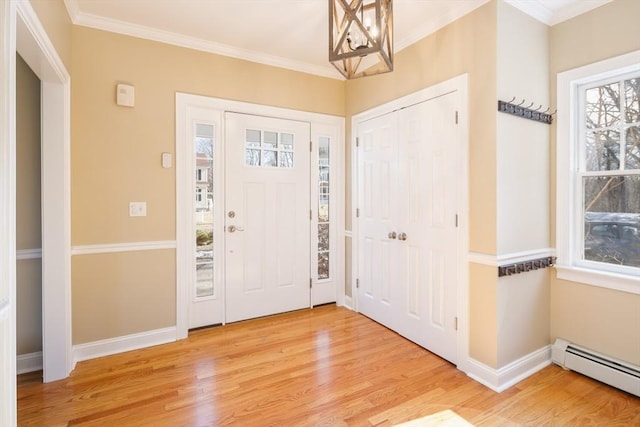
[64,0,611,79]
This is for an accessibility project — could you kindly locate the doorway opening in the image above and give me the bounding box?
[15,1,72,383]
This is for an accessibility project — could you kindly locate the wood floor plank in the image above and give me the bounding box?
[18,305,640,426]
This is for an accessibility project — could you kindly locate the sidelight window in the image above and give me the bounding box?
[318,136,330,280]
[195,123,215,298]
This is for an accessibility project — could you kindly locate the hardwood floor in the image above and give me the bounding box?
[18,305,640,426]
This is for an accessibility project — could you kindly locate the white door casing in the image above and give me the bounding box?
[15,1,72,383]
[354,75,469,367]
[1,0,17,423]
[224,113,311,323]
[176,93,345,335]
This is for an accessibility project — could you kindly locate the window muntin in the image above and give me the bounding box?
[195,123,215,298]
[578,74,640,271]
[244,128,294,168]
[318,136,330,280]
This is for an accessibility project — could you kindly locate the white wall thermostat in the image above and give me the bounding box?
[116,83,135,107]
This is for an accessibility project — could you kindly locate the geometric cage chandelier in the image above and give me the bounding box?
[329,0,393,79]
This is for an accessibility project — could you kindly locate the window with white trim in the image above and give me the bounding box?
[556,51,640,292]
[580,74,639,270]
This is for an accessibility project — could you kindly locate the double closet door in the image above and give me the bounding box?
[357,91,459,363]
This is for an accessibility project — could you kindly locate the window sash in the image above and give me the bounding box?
[573,71,640,275]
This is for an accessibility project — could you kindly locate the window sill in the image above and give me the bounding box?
[555,265,640,295]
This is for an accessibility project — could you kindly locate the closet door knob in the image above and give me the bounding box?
[398,232,407,241]
[388,231,397,239]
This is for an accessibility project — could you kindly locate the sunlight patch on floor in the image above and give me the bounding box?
[394,409,474,427]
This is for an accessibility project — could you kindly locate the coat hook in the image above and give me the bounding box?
[534,104,543,111]
[526,102,535,109]
[542,107,550,113]
[508,96,516,103]
[551,109,557,116]
[517,99,526,106]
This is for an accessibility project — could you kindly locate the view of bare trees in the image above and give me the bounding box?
[583,77,640,267]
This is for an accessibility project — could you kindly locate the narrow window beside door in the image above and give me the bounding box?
[318,136,330,280]
[195,123,215,298]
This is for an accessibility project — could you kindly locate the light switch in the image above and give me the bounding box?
[129,202,147,217]
[161,152,172,168]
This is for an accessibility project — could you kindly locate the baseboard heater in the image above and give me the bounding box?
[551,338,640,397]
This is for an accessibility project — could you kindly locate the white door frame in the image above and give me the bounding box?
[15,2,73,382]
[1,1,17,423]
[351,74,470,373]
[176,93,344,338]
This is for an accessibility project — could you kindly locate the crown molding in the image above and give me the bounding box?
[396,0,491,52]
[504,0,553,25]
[505,0,612,26]
[547,0,612,26]
[64,0,342,80]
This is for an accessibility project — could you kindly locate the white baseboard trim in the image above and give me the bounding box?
[17,351,43,374]
[465,345,552,393]
[73,326,177,363]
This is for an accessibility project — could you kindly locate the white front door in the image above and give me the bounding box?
[357,91,460,364]
[224,113,311,323]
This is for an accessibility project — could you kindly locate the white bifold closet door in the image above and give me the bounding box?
[357,91,459,364]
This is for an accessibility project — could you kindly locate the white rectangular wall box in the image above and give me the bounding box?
[161,152,172,168]
[129,202,147,217]
[117,84,135,107]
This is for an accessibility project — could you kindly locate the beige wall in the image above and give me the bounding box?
[469,263,498,366]
[38,0,639,371]
[71,26,345,343]
[549,0,640,365]
[72,250,176,344]
[16,54,42,355]
[16,55,41,251]
[30,0,72,72]
[16,260,42,355]
[497,270,550,367]
[496,1,550,255]
[493,2,551,368]
[345,1,498,256]
[345,1,499,366]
